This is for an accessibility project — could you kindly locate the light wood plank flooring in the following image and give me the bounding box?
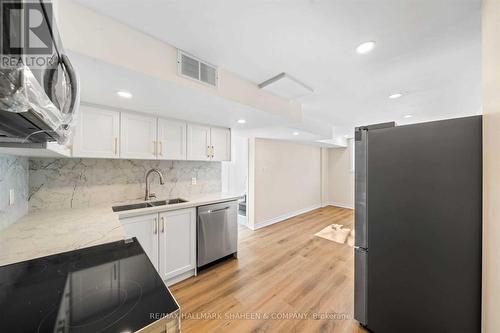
[170,206,368,333]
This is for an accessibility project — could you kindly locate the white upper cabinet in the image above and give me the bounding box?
[72,106,230,161]
[187,124,231,161]
[187,124,211,161]
[120,112,157,159]
[210,127,231,161]
[157,118,187,160]
[73,105,120,158]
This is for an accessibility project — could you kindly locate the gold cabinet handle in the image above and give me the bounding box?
[207,146,211,158]
[161,217,165,233]
[114,137,118,155]
[211,145,215,158]
[153,218,158,234]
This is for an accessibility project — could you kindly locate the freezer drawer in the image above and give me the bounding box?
[197,201,238,267]
[354,247,368,326]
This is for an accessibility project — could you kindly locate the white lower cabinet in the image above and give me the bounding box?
[120,208,196,286]
[120,213,159,272]
[158,209,196,284]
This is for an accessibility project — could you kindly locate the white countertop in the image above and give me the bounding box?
[0,193,241,266]
[114,193,242,219]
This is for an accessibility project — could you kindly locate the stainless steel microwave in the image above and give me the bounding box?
[0,0,79,144]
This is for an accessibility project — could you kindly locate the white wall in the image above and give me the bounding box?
[327,139,355,209]
[320,147,330,207]
[221,134,248,195]
[482,0,500,331]
[248,138,322,229]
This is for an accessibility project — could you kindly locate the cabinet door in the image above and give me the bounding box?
[157,118,187,160]
[120,112,158,159]
[211,127,231,161]
[158,208,196,281]
[120,213,159,272]
[72,105,120,158]
[187,124,210,161]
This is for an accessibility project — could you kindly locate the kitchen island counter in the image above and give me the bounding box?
[0,238,180,333]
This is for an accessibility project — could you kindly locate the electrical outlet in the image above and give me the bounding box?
[9,189,15,206]
[191,177,197,185]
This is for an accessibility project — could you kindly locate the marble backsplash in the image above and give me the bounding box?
[0,154,29,230]
[29,158,222,211]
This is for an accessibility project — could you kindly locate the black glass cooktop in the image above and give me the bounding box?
[0,238,179,333]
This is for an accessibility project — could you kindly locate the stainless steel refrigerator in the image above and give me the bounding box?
[354,116,482,333]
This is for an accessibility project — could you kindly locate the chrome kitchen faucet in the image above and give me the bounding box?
[145,169,165,200]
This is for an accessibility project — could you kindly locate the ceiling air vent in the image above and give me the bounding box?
[177,50,218,88]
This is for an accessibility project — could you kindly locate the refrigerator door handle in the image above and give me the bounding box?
[354,128,368,249]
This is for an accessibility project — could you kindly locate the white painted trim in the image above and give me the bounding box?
[328,201,354,210]
[252,203,322,230]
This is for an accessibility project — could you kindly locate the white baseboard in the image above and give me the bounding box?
[328,201,354,210]
[165,269,195,287]
[252,203,322,230]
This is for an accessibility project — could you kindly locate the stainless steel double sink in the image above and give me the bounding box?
[112,198,188,212]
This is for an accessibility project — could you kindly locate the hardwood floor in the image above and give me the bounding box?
[170,206,368,333]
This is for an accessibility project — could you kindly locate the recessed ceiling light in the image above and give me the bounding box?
[116,90,133,99]
[356,41,376,54]
[237,119,246,124]
[389,93,403,99]
[293,131,299,136]
[404,114,413,119]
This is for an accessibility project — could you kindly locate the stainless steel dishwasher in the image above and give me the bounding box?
[197,200,238,268]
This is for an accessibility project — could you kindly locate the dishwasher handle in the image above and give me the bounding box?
[205,207,230,214]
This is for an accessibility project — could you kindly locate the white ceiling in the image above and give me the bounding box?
[69,51,284,128]
[77,0,481,140]
[70,51,341,145]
